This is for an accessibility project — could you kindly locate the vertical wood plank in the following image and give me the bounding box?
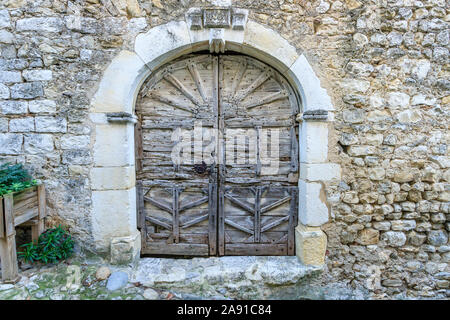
[254,187,261,243]
[172,187,180,244]
[0,194,19,282]
[290,125,299,172]
[136,181,145,230]
[208,182,217,255]
[34,184,46,242]
[287,187,298,255]
[0,197,4,239]
[135,115,143,172]
[218,187,225,256]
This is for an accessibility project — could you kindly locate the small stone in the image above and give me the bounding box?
[29,100,57,113]
[24,134,54,154]
[391,220,416,231]
[396,110,422,123]
[381,231,407,247]
[143,288,159,300]
[0,83,9,98]
[0,29,14,44]
[1,100,28,114]
[35,116,67,133]
[393,170,415,183]
[0,133,23,154]
[10,82,44,99]
[0,71,22,83]
[95,266,111,281]
[427,230,448,246]
[22,69,53,81]
[357,228,379,245]
[387,92,410,109]
[16,17,64,33]
[9,117,35,132]
[106,271,128,291]
[0,10,11,29]
[382,279,403,287]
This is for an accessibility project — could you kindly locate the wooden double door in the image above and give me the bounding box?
[135,54,299,256]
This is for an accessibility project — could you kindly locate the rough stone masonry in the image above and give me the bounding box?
[0,0,449,299]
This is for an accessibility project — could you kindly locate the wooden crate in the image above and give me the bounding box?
[0,184,46,282]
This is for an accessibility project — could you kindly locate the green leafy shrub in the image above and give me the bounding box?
[18,225,75,264]
[0,163,38,196]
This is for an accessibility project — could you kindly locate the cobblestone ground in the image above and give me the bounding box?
[0,256,365,300]
[0,261,149,300]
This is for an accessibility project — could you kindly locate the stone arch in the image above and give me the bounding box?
[89,18,339,265]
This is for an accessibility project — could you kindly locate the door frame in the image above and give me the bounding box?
[135,53,300,257]
[89,16,338,266]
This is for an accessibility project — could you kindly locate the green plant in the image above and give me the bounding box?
[0,163,38,196]
[18,225,75,264]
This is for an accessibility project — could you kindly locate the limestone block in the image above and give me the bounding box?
[9,117,35,132]
[295,224,327,266]
[0,71,22,83]
[59,135,90,150]
[289,54,333,111]
[300,163,341,182]
[0,133,23,155]
[35,116,67,133]
[243,21,298,73]
[0,84,10,99]
[92,188,137,252]
[16,17,64,33]
[29,100,56,113]
[0,9,11,29]
[23,134,54,154]
[299,121,328,163]
[110,231,141,265]
[1,101,28,114]
[93,123,134,167]
[91,50,149,113]
[91,166,135,190]
[22,69,52,81]
[134,21,192,70]
[298,180,329,226]
[10,82,44,99]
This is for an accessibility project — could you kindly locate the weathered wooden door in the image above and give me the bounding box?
[136,54,299,256]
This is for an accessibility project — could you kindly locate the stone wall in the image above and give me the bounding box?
[0,0,448,299]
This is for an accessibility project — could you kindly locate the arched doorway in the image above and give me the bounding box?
[135,53,300,256]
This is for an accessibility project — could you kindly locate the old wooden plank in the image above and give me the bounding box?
[142,243,209,256]
[225,243,287,256]
[0,197,4,239]
[254,187,261,243]
[145,216,172,230]
[144,196,172,213]
[164,73,203,107]
[243,91,289,109]
[173,187,180,243]
[188,62,208,103]
[224,218,254,235]
[287,188,298,255]
[179,196,209,212]
[0,193,19,281]
[208,182,217,255]
[136,181,145,230]
[260,196,292,214]
[224,193,254,213]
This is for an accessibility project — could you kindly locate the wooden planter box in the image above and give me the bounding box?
[0,184,46,282]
